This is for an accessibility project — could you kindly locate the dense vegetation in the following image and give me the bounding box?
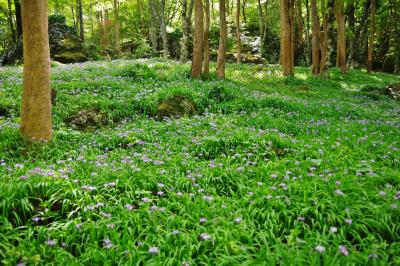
[1,60,400,264]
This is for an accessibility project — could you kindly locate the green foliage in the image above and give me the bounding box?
[0,60,400,265]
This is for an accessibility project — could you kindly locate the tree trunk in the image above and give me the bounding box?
[114,0,120,52]
[20,0,52,141]
[78,0,84,42]
[319,0,330,74]
[347,1,355,68]
[7,0,16,43]
[203,0,211,76]
[280,0,295,76]
[180,0,189,62]
[335,0,346,73]
[217,0,228,78]
[236,0,242,63]
[15,0,23,39]
[311,0,320,74]
[367,0,376,73]
[242,0,247,23]
[160,0,169,58]
[305,0,311,65]
[149,0,159,52]
[191,0,204,78]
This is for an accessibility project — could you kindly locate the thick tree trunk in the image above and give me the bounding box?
[236,0,242,63]
[149,0,159,52]
[203,0,211,75]
[78,0,84,42]
[20,0,52,141]
[191,0,204,78]
[114,0,120,52]
[217,0,228,78]
[280,0,295,76]
[160,0,169,58]
[335,0,346,73]
[15,0,23,39]
[367,0,376,73]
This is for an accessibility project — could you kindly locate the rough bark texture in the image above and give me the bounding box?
[15,0,23,39]
[367,0,376,73]
[149,0,159,52]
[335,0,346,73]
[236,0,242,63]
[20,0,52,141]
[114,0,120,52]
[347,1,355,68]
[203,0,211,76]
[78,0,84,42]
[160,0,169,58]
[311,0,329,75]
[280,0,295,76]
[191,0,204,78]
[217,0,228,78]
[180,0,189,63]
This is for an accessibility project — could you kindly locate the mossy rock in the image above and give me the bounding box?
[66,108,107,131]
[386,83,400,100]
[54,51,87,64]
[157,95,196,118]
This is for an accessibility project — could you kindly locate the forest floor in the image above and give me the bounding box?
[0,59,400,265]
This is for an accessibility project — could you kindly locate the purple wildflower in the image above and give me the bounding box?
[338,245,349,256]
[330,227,338,233]
[199,218,207,224]
[315,245,326,253]
[345,219,353,225]
[148,246,159,254]
[46,239,57,247]
[334,189,345,196]
[199,233,211,241]
[234,217,242,224]
[103,239,113,249]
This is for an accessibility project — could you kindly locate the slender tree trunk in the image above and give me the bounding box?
[257,0,265,56]
[71,5,77,31]
[319,0,329,74]
[114,0,120,52]
[15,0,23,39]
[393,0,400,73]
[203,0,211,75]
[280,0,295,76]
[217,0,228,78]
[6,0,16,43]
[20,0,52,141]
[305,0,311,65]
[78,0,84,42]
[335,0,346,73]
[180,0,189,62]
[347,1,355,68]
[367,0,376,73]
[236,0,242,63]
[191,0,204,78]
[242,0,247,23]
[160,0,169,58]
[311,0,320,74]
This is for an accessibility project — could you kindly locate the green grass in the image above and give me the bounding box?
[0,59,400,265]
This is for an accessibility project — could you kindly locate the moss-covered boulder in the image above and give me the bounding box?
[157,95,196,118]
[386,83,400,100]
[1,14,87,65]
[66,109,107,131]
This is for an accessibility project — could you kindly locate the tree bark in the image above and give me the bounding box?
[191,0,204,78]
[15,0,23,39]
[20,0,52,141]
[160,0,169,58]
[7,0,16,43]
[180,0,189,62]
[347,1,355,68]
[78,0,84,42]
[236,0,242,63]
[203,0,211,75]
[217,0,228,78]
[335,0,346,73]
[280,0,295,76]
[149,0,159,52]
[311,0,320,74]
[113,0,120,52]
[367,0,376,73]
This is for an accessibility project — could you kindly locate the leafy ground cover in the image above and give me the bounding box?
[0,60,400,265]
